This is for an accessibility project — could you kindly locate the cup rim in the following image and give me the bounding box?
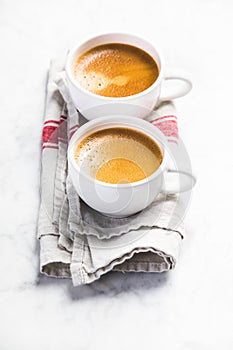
[65,32,165,101]
[68,115,169,188]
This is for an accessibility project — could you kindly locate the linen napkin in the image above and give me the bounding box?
[37,59,187,286]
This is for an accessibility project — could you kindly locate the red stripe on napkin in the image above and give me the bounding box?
[150,115,179,141]
[70,124,79,131]
[149,115,177,124]
[69,125,79,139]
[44,120,60,125]
[42,125,58,144]
[153,120,178,138]
[42,116,68,150]
[60,115,67,120]
[42,145,59,150]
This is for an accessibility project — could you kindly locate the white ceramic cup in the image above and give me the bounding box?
[68,116,196,217]
[65,33,192,120]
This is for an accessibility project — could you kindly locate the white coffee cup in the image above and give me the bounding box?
[68,116,196,217]
[65,33,192,120]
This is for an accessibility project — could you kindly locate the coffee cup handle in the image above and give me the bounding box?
[161,169,196,194]
[159,74,192,101]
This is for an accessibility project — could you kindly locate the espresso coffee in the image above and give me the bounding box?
[73,43,159,98]
[74,127,163,184]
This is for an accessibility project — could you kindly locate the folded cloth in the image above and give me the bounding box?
[37,59,186,286]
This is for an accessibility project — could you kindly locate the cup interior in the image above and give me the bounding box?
[66,33,163,99]
[76,127,163,181]
[69,116,167,187]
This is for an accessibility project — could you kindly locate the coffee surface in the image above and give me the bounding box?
[73,43,159,97]
[74,127,163,184]
[96,158,146,184]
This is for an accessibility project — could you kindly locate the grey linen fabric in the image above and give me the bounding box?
[37,59,185,286]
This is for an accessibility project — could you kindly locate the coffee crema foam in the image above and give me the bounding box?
[74,127,163,184]
[73,43,159,97]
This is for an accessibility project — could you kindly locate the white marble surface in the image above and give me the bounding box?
[1,0,233,349]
